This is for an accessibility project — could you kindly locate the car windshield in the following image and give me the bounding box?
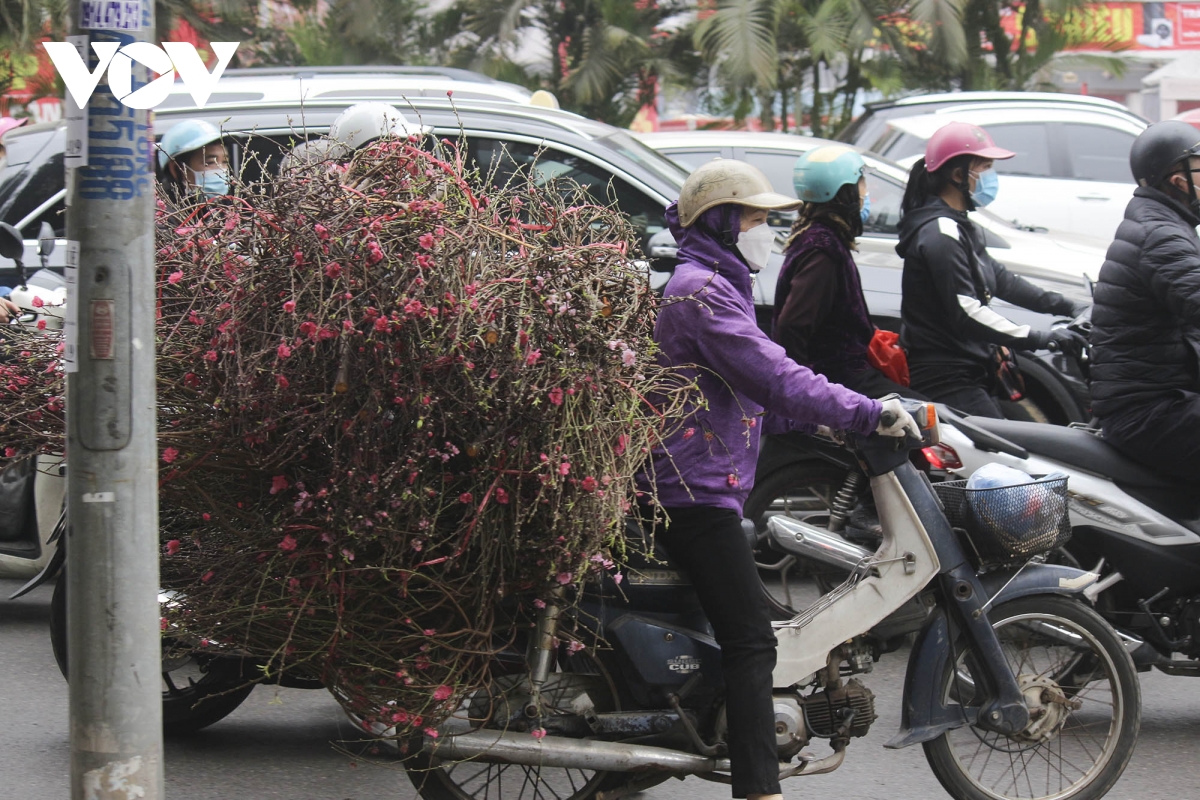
[596,131,690,188]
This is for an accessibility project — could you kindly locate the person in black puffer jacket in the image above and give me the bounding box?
[896,122,1087,418]
[1090,121,1200,485]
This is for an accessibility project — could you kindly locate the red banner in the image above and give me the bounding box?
[1001,2,1200,51]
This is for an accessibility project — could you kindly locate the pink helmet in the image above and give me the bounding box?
[924,121,1014,172]
[0,117,27,139]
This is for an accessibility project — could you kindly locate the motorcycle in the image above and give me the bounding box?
[395,400,1139,800]
[932,407,1200,679]
[0,221,66,595]
[0,221,270,733]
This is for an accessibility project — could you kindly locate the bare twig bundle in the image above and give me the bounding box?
[0,134,692,739]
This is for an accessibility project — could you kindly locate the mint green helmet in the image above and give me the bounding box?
[793,145,866,203]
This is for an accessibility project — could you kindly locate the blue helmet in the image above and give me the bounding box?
[793,145,866,203]
[157,119,224,169]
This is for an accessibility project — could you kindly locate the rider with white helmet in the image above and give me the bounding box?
[326,102,427,152]
[638,159,917,800]
[157,118,229,201]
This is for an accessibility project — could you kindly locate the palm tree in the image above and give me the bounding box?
[440,0,695,128]
[694,0,968,135]
[954,0,1125,90]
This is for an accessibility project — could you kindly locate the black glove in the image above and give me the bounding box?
[1067,300,1090,318]
[1029,328,1087,354]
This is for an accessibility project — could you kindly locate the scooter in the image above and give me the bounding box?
[933,407,1200,677]
[6,219,323,733]
[0,221,66,595]
[393,401,1139,800]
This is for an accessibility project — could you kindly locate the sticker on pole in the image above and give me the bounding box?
[80,0,143,31]
[63,36,88,168]
[63,241,79,373]
[90,299,115,360]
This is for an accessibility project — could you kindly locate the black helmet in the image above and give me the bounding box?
[1130,120,1200,187]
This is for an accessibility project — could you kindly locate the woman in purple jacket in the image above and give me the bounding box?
[642,159,919,800]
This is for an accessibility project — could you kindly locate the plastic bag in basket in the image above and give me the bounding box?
[966,464,1067,540]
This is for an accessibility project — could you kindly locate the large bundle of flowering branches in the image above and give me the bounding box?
[0,134,690,738]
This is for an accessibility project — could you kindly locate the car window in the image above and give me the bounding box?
[1062,123,1135,184]
[739,150,799,198]
[986,124,1052,178]
[874,130,926,165]
[469,138,667,252]
[862,172,906,236]
[660,148,725,172]
[0,126,67,236]
[596,132,691,187]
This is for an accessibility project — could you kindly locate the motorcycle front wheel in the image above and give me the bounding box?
[405,650,625,800]
[50,575,255,734]
[923,595,1140,800]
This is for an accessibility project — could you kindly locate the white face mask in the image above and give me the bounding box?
[736,222,774,273]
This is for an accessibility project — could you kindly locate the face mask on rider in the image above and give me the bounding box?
[736,222,775,273]
[190,167,229,199]
[860,193,871,224]
[970,168,1000,207]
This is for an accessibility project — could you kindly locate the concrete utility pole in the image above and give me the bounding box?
[63,1,164,797]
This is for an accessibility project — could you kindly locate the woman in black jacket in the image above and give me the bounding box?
[896,122,1086,418]
[776,144,926,399]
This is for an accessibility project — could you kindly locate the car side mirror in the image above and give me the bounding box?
[647,228,678,271]
[0,222,24,261]
[37,222,56,259]
[647,228,678,258]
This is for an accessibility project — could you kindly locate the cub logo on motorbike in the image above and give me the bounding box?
[667,655,700,673]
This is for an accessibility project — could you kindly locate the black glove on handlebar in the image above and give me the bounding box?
[1029,328,1087,354]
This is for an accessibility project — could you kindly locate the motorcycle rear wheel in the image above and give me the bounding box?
[50,575,255,735]
[742,459,853,616]
[405,651,624,800]
[923,595,1140,800]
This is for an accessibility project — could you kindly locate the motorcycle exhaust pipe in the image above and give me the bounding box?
[423,729,731,774]
[766,516,875,572]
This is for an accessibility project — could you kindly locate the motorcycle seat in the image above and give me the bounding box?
[963,416,1187,490]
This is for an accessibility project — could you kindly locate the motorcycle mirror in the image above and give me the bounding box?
[37,222,56,259]
[0,222,24,261]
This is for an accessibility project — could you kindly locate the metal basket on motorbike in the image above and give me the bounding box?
[932,476,1071,568]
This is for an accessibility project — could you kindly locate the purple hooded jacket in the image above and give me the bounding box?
[642,203,882,515]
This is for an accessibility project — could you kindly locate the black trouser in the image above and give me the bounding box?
[909,361,1004,419]
[1101,392,1200,486]
[655,506,779,798]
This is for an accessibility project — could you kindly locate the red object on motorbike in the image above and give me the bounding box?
[867,329,910,387]
[922,443,963,471]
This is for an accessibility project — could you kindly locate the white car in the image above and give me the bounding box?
[159,65,536,110]
[847,103,1146,241]
[636,130,1106,297]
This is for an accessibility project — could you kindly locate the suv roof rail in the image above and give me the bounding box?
[216,66,507,84]
[862,91,1131,112]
